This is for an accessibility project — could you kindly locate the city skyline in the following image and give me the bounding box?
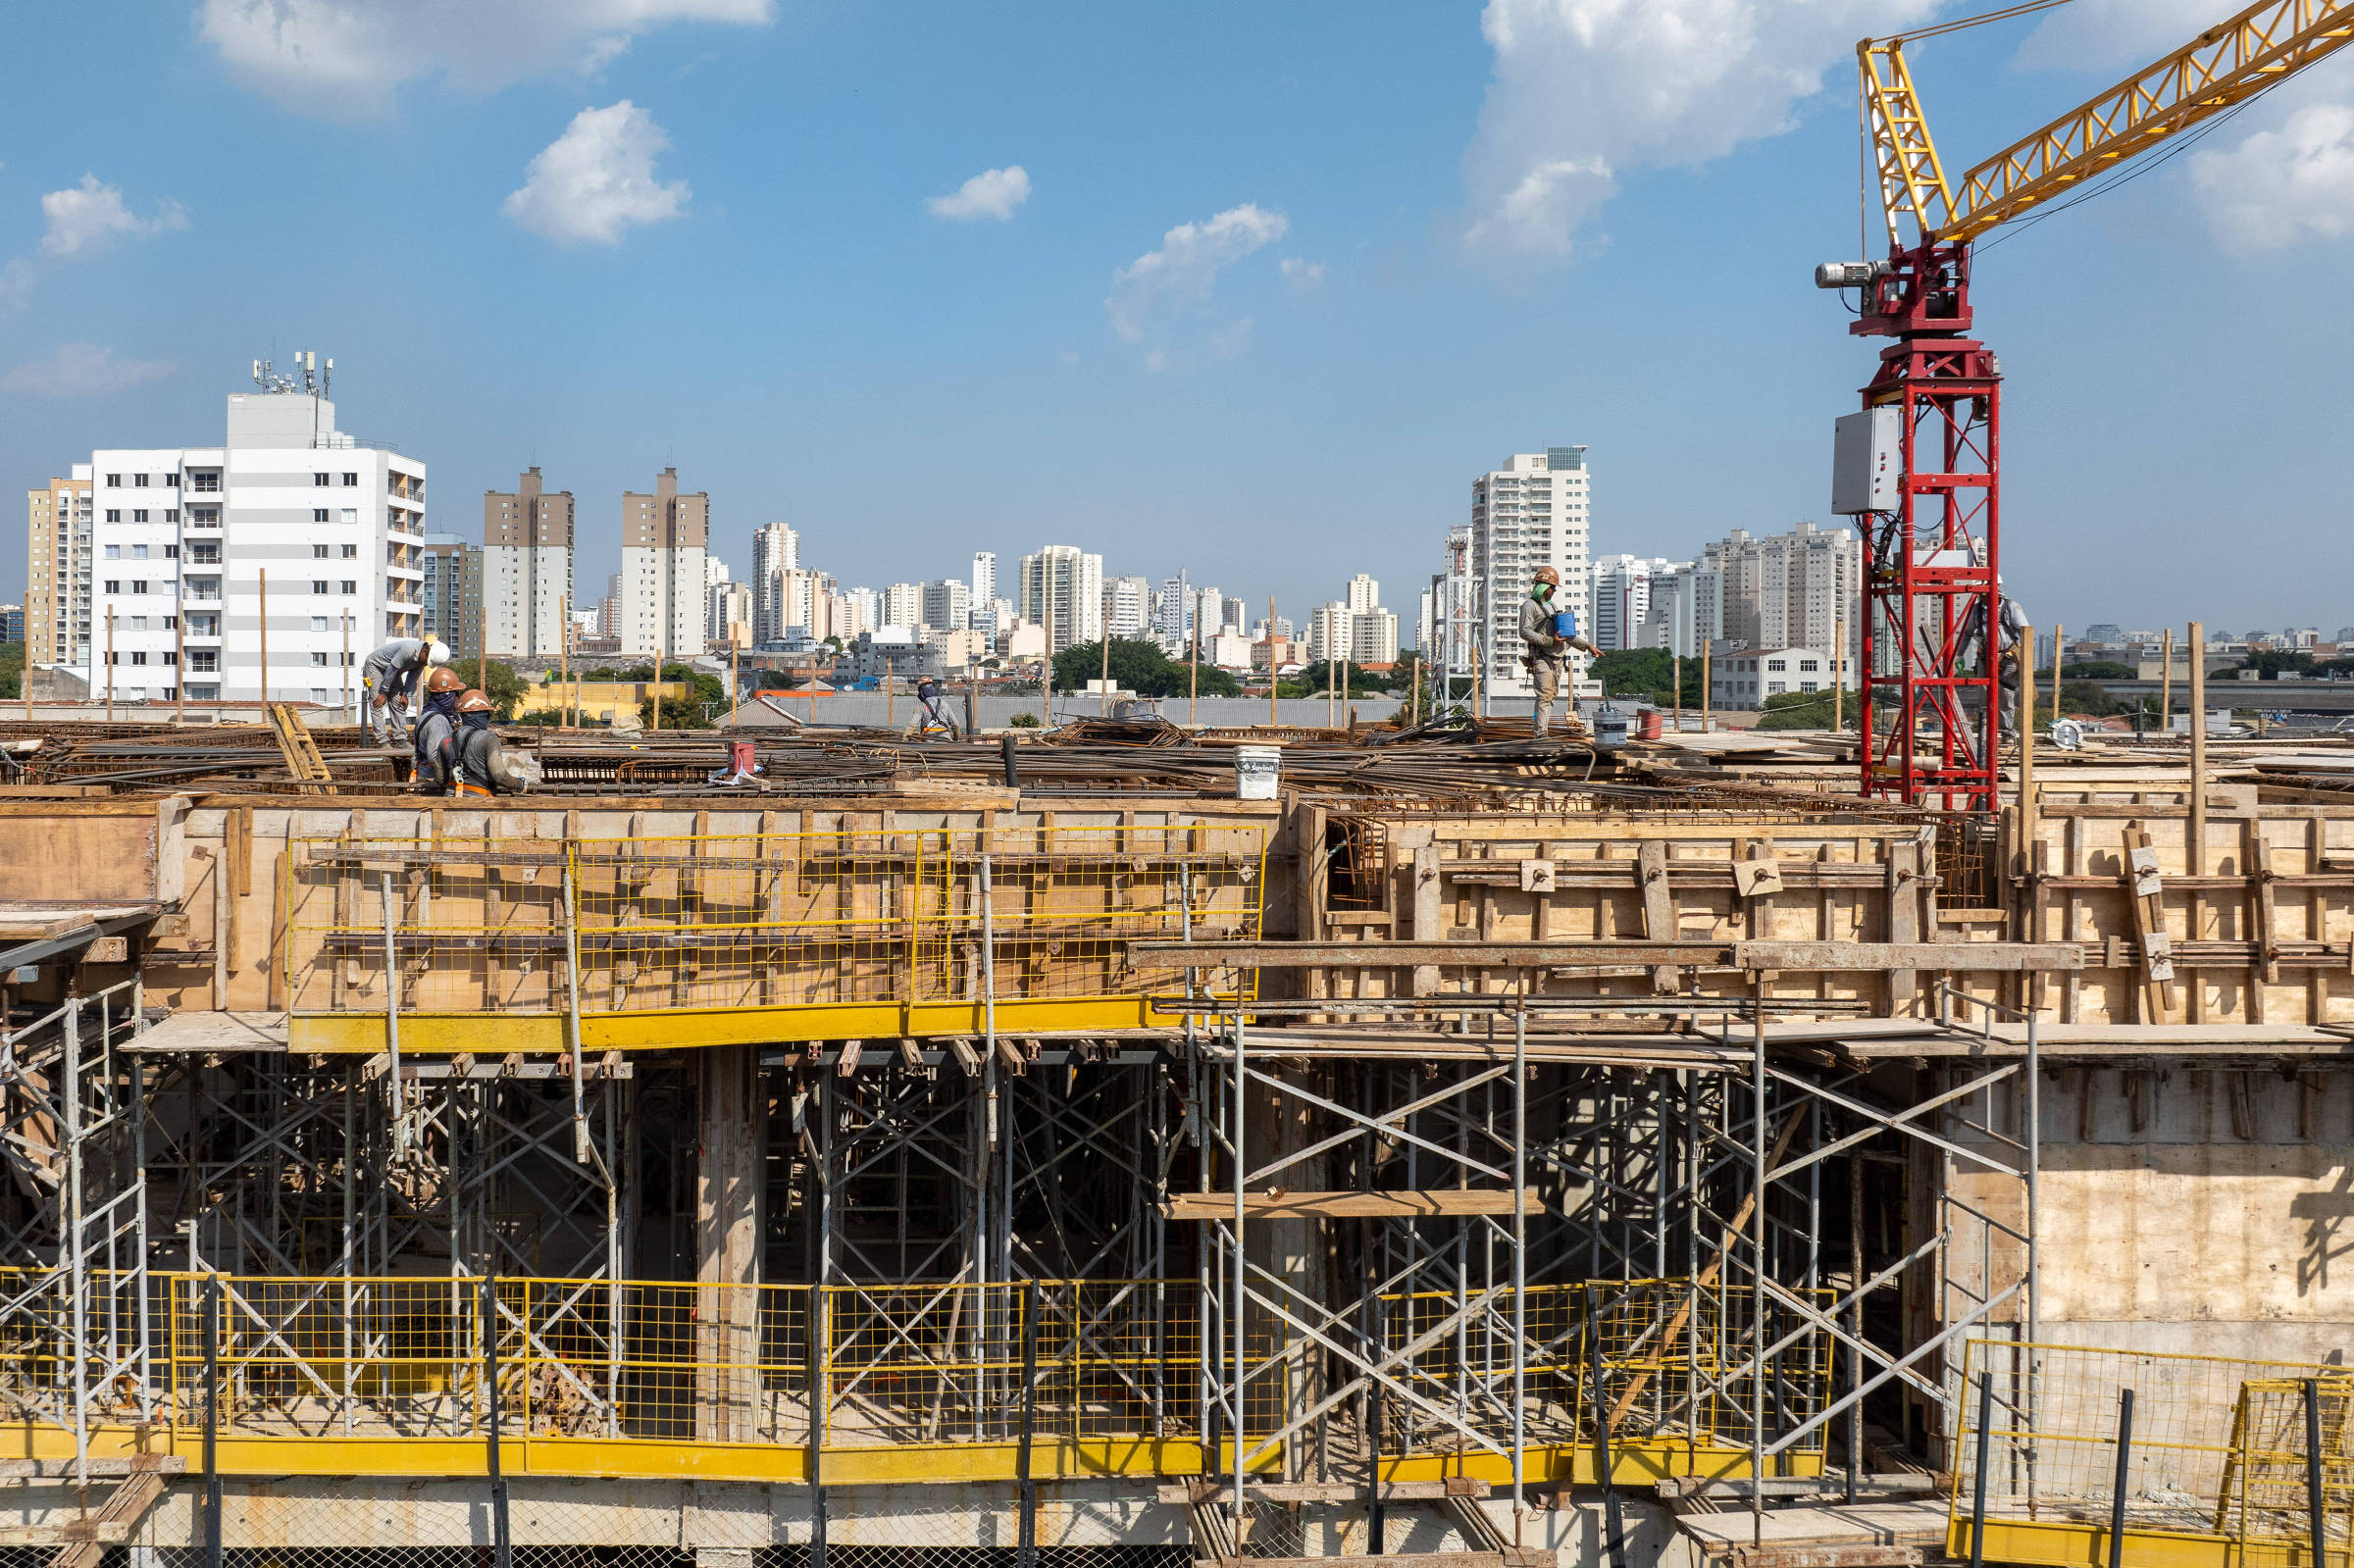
[4,6,2350,633]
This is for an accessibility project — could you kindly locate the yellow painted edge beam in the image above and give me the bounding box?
[291,995,1204,1054]
[1950,1517,2243,1568]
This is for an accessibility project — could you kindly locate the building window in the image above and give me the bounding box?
[1766,658,1786,672]
[164,616,177,630]
[313,580,330,594]
[311,617,329,632]
[341,543,357,558]
[342,473,358,486]
[104,544,120,559]
[105,509,121,523]
[311,652,329,666]
[130,581,147,594]
[1800,681,1819,693]
[164,544,179,559]
[164,652,178,667]
[129,651,147,665]
[189,653,218,674]
[189,473,220,493]
[312,687,331,705]
[165,474,179,487]
[132,510,148,524]
[314,473,330,486]
[338,508,357,525]
[189,507,219,527]
[105,474,121,487]
[164,509,179,523]
[103,580,121,593]
[1798,658,1819,672]
[313,509,330,524]
[131,544,148,559]
[133,474,149,487]
[340,580,357,595]
[313,544,330,559]
[129,617,148,631]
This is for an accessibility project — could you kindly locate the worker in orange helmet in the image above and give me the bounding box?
[1520,565,1598,738]
[412,666,468,790]
[448,688,502,798]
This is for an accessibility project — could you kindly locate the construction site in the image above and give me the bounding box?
[9,5,2354,1568]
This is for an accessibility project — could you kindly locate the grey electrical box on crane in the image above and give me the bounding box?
[1831,406,1902,515]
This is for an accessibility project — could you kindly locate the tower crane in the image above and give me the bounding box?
[1817,0,2354,811]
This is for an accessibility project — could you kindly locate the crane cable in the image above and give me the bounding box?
[1879,0,2077,49]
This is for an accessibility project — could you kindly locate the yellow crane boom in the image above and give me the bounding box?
[1863,0,2354,250]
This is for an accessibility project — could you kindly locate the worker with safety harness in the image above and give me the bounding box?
[447,688,506,797]
[1519,565,1599,738]
[362,637,450,745]
[410,666,468,790]
[911,676,961,738]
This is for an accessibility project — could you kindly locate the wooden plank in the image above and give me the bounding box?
[1738,941,2080,972]
[1639,838,1681,993]
[1160,1479,1488,1504]
[124,1010,289,1053]
[1411,843,1440,997]
[1162,1188,1543,1220]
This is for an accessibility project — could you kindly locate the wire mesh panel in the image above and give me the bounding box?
[1956,1340,2354,1562]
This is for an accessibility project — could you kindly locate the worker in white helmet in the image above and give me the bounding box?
[1520,566,1598,739]
[361,637,450,745]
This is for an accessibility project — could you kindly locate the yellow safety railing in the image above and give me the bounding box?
[0,1271,1816,1484]
[279,825,1268,1049]
[1953,1340,2354,1568]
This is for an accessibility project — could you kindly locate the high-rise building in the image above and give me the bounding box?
[1589,554,1681,652]
[971,552,997,611]
[880,582,924,630]
[595,573,622,638]
[1705,521,1859,669]
[1638,562,1722,658]
[620,468,707,660]
[1468,447,1592,697]
[84,367,428,706]
[418,532,479,655]
[0,605,21,645]
[482,467,574,660]
[1103,575,1151,640]
[26,470,92,672]
[751,523,798,644]
[709,580,753,647]
[921,579,971,633]
[1345,574,1379,615]
[1017,546,1102,654]
[1308,576,1400,667]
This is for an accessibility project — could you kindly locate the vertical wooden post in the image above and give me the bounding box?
[1673,651,1682,730]
[1701,640,1712,732]
[176,601,186,725]
[1831,605,1844,732]
[2159,629,2174,737]
[1100,626,1111,715]
[2188,623,2207,876]
[257,568,269,714]
[1268,596,1278,729]
[2051,621,2064,715]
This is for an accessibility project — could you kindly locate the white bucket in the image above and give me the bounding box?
[1235,744,1282,800]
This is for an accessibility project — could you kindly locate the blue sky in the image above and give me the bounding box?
[4,0,2352,638]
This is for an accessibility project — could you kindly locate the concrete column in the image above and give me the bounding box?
[696,1044,764,1442]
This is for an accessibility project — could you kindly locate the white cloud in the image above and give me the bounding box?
[2,343,177,398]
[1462,0,1938,262]
[503,101,690,245]
[198,0,773,119]
[928,166,1031,221]
[41,176,187,258]
[1279,257,1326,288]
[2191,100,2354,254]
[1106,203,1287,341]
[1206,318,1255,359]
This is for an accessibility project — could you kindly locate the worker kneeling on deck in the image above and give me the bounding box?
[449,688,504,797]
[1519,566,1597,738]
[362,637,449,745]
[411,666,467,789]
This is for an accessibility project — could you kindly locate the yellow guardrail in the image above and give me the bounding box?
[0,1271,1822,1485]
[1953,1340,2354,1568]
[280,825,1269,1051]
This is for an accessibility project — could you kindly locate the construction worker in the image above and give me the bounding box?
[910,676,961,738]
[362,637,450,745]
[1520,566,1599,738]
[411,666,467,790]
[448,688,502,797]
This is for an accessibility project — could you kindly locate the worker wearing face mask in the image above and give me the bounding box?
[1519,566,1599,738]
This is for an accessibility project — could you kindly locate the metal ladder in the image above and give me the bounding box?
[267,702,333,792]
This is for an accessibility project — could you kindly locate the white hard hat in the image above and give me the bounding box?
[426,640,451,666]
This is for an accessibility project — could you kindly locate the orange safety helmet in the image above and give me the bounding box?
[455,688,495,714]
[424,666,467,695]
[1531,566,1561,588]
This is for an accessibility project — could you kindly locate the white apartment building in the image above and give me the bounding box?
[921,578,971,633]
[1103,575,1151,641]
[1637,562,1723,659]
[881,582,924,631]
[619,468,706,660]
[751,522,798,644]
[1468,447,1592,697]
[26,470,93,671]
[85,376,427,707]
[1705,521,1859,670]
[1307,575,1401,667]
[1017,545,1102,654]
[709,580,753,647]
[1589,554,1679,652]
[970,552,997,612]
[482,467,573,660]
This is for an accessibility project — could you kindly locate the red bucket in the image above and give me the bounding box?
[1637,710,1663,740]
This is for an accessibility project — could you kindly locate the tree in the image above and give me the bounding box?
[1008,712,1042,729]
[2234,650,2317,681]
[449,657,528,720]
[0,641,22,702]
[1589,648,1704,708]
[1292,659,1389,694]
[2059,660,2136,681]
[2059,680,2119,716]
[1756,687,1859,731]
[1050,638,1241,699]
[639,695,712,730]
